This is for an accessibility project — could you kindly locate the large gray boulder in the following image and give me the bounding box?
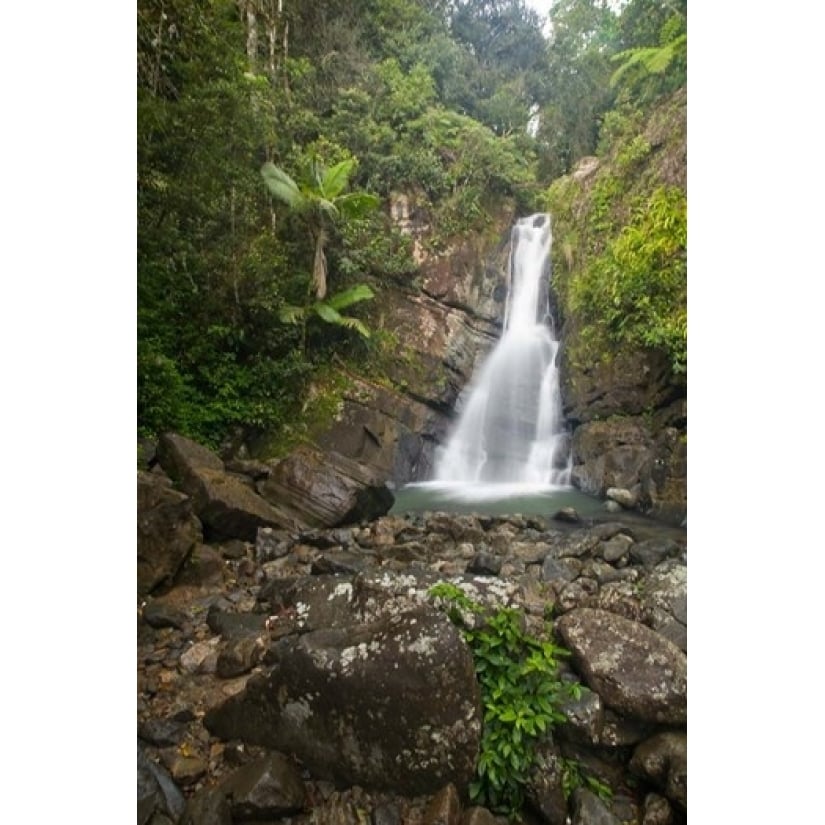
[204,605,482,795]
[137,471,202,597]
[555,608,687,725]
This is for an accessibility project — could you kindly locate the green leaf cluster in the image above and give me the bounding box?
[569,185,687,373]
[428,582,579,819]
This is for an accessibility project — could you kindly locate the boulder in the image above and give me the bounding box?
[138,471,202,597]
[569,417,686,525]
[571,787,621,825]
[257,445,394,528]
[204,605,482,795]
[555,608,687,725]
[525,742,568,825]
[630,732,686,812]
[138,744,186,825]
[156,433,299,540]
[215,753,306,819]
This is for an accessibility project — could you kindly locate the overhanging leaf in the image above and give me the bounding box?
[261,163,306,210]
[278,304,304,325]
[325,283,375,311]
[335,191,380,219]
[321,158,356,199]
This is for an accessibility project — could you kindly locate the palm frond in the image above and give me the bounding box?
[321,158,356,199]
[334,192,380,219]
[325,283,375,311]
[261,163,305,210]
[278,303,304,325]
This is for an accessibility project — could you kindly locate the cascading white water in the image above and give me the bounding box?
[434,213,572,488]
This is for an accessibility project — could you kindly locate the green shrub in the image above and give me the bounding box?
[428,582,579,818]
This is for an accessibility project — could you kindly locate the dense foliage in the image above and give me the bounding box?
[545,3,687,376]
[428,582,610,818]
[138,0,687,450]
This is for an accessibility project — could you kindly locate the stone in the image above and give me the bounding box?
[525,742,568,825]
[630,733,687,812]
[461,808,499,825]
[138,745,186,825]
[466,552,502,576]
[571,787,621,825]
[138,717,184,747]
[630,538,681,568]
[422,783,462,825]
[541,556,580,584]
[216,635,261,678]
[555,608,687,725]
[257,445,394,528]
[312,550,369,575]
[180,638,221,674]
[255,527,294,562]
[163,753,208,786]
[373,801,403,825]
[205,605,482,795]
[218,753,306,819]
[553,507,580,523]
[605,487,639,508]
[558,686,604,745]
[138,471,202,597]
[156,432,299,540]
[206,607,267,641]
[180,787,232,825]
[142,601,188,630]
[642,793,674,825]
[600,534,634,563]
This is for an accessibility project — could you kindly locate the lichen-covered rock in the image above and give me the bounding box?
[204,605,482,795]
[138,471,202,597]
[555,608,687,725]
[525,742,568,825]
[558,686,605,745]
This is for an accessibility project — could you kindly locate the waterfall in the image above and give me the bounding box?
[434,213,572,488]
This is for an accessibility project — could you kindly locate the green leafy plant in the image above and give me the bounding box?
[261,155,380,300]
[278,283,376,341]
[559,756,613,802]
[428,582,578,818]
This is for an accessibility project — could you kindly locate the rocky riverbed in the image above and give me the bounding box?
[138,462,687,825]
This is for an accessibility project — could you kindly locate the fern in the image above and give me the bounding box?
[610,34,686,87]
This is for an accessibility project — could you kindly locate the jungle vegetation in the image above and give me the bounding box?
[137,0,687,450]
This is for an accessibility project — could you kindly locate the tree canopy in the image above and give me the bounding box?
[138,0,686,450]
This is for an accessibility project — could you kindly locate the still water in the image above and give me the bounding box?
[391,481,607,520]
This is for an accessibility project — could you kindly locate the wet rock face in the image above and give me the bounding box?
[204,605,482,796]
[570,415,686,527]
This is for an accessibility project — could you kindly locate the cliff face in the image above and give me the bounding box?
[298,197,517,485]
[251,88,687,526]
[548,88,687,524]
